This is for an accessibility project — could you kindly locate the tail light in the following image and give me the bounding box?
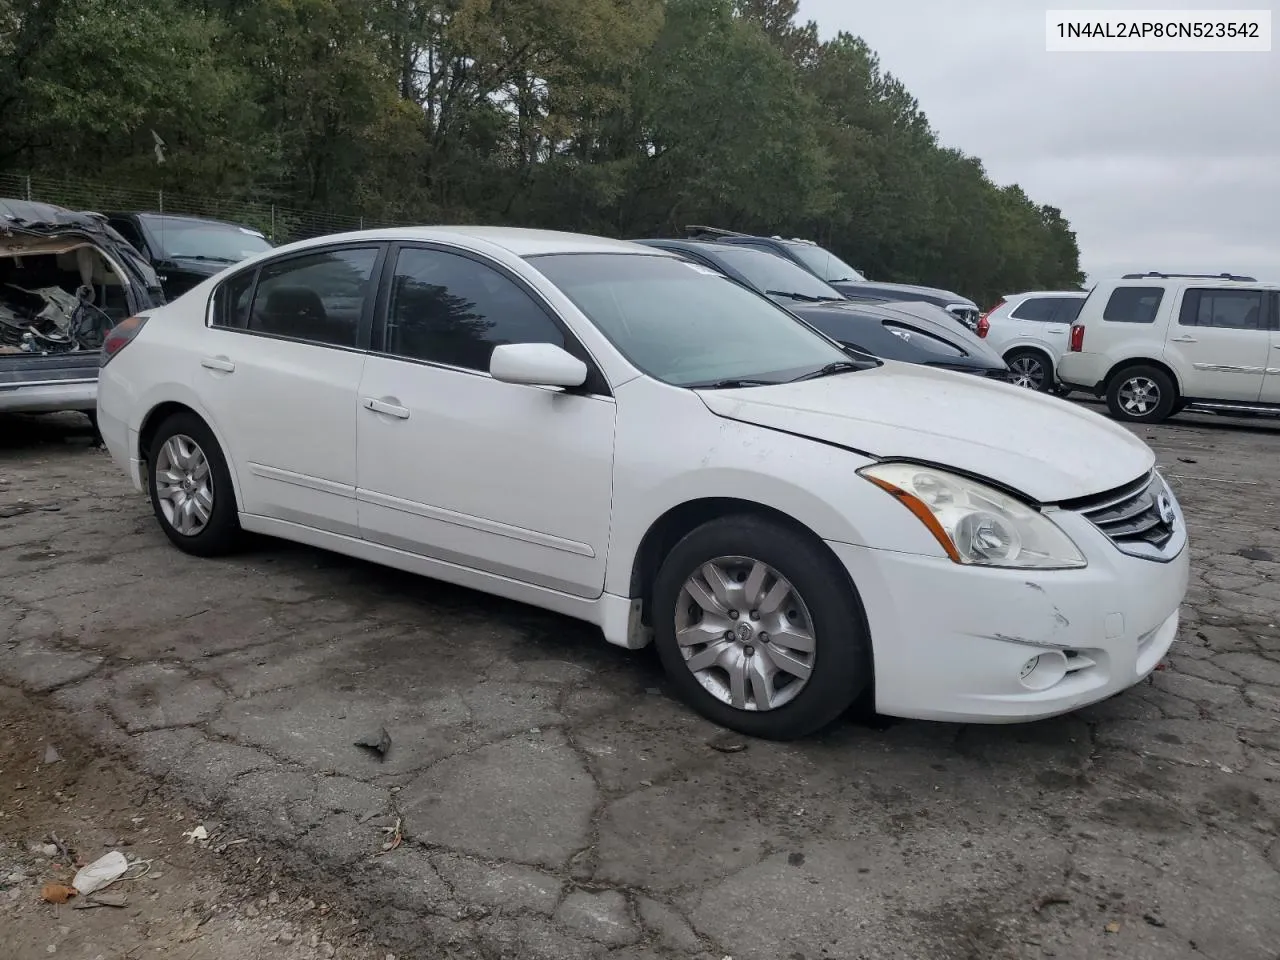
[976,298,1003,338]
[100,315,149,366]
[1069,324,1085,352]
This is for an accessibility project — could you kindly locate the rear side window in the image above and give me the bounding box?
[1056,298,1085,323]
[1178,288,1266,329]
[248,247,379,347]
[211,270,256,329]
[1103,286,1164,323]
[1009,297,1058,322]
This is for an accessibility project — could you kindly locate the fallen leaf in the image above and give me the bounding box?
[1105,921,1121,934]
[41,884,77,904]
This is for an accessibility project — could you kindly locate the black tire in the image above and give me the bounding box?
[1004,349,1054,392]
[146,411,241,556]
[650,515,871,740]
[1105,365,1177,424]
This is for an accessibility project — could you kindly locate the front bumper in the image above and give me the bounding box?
[827,511,1189,723]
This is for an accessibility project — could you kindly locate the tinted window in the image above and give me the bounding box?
[1009,297,1058,322]
[247,247,378,347]
[1013,296,1085,322]
[1056,298,1085,323]
[1178,289,1265,330]
[529,253,859,387]
[384,248,564,371]
[1103,286,1164,323]
[710,246,842,301]
[211,270,256,329]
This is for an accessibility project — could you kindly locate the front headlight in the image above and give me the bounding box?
[858,463,1087,569]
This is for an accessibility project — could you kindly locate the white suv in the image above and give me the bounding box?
[1057,273,1280,424]
[976,291,1087,392]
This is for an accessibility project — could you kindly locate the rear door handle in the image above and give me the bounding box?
[200,356,235,373]
[1170,336,1197,343]
[362,397,410,420]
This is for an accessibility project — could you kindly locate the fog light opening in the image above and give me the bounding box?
[1018,650,1068,691]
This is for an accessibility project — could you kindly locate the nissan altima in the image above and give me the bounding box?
[96,227,1189,739]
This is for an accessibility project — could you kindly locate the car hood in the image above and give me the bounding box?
[696,363,1154,502]
[788,301,1004,371]
[832,279,974,307]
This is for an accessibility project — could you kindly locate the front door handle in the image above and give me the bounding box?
[200,356,235,373]
[362,397,410,420]
[1170,336,1197,343]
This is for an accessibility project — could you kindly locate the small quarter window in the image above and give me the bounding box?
[1103,287,1164,324]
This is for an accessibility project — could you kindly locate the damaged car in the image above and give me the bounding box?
[1,198,164,425]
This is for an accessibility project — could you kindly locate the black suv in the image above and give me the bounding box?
[104,211,274,300]
[685,226,980,329]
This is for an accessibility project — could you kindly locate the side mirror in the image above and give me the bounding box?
[490,342,588,389]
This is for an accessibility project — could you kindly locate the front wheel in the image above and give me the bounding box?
[651,515,871,740]
[1106,365,1177,423]
[146,411,241,556]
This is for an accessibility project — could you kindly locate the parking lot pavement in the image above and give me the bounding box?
[2,410,1280,960]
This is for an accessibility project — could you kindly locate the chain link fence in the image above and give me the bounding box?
[0,173,406,243]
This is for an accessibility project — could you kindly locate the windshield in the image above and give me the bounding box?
[528,253,857,387]
[784,242,866,283]
[142,215,273,263]
[710,246,843,301]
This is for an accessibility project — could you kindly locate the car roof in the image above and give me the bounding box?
[1004,290,1089,298]
[268,226,664,259]
[108,211,266,232]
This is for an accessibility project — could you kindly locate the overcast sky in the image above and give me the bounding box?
[798,0,1279,286]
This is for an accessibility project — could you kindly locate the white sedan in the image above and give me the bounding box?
[96,227,1189,739]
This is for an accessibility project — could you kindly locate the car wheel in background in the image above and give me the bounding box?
[146,411,241,556]
[650,515,871,740]
[1005,349,1053,392]
[1106,365,1177,424]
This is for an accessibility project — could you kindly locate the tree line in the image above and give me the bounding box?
[0,0,1085,306]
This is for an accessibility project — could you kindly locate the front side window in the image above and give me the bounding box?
[529,253,858,387]
[246,247,379,347]
[383,247,565,372]
[1178,288,1265,330]
[782,242,867,283]
[1103,286,1164,323]
[709,246,842,301]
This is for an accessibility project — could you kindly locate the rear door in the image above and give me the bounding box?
[1164,286,1270,401]
[1254,293,1280,403]
[200,243,385,535]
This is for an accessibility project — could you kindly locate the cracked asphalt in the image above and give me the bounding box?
[2,408,1280,960]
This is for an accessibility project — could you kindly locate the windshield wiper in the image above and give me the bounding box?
[765,289,829,303]
[688,377,778,390]
[788,361,865,383]
[169,254,238,263]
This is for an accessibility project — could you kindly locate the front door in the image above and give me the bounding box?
[200,243,383,536]
[1165,286,1270,401]
[355,244,616,598]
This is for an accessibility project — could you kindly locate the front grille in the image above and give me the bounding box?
[1070,471,1175,552]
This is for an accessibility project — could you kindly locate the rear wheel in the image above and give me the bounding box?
[1106,365,1177,424]
[651,515,871,740]
[1005,349,1053,392]
[146,411,241,556]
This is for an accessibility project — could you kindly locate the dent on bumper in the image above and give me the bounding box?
[827,538,1188,723]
